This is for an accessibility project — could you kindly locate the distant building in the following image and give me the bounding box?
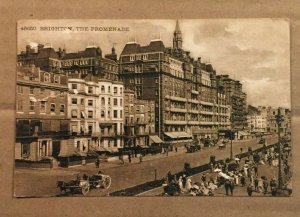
[124,90,156,148]
[15,64,69,162]
[268,107,291,136]
[216,75,248,130]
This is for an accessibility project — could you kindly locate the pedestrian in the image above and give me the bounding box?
[201,174,207,184]
[182,174,187,188]
[175,147,178,152]
[95,157,100,168]
[120,155,125,164]
[224,179,230,195]
[229,180,234,196]
[167,171,173,184]
[128,154,132,163]
[254,177,259,192]
[240,175,246,187]
[258,177,263,193]
[254,164,258,176]
[263,178,269,194]
[247,184,253,196]
[139,154,143,163]
[240,147,243,153]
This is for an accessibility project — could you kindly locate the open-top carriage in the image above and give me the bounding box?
[57,179,90,196]
[88,174,112,189]
[57,173,112,196]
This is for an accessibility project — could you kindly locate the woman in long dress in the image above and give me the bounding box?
[178,176,183,192]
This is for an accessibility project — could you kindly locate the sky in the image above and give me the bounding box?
[18,19,290,108]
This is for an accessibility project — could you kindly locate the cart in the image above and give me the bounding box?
[88,174,112,189]
[57,179,90,196]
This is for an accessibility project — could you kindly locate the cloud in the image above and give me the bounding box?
[17,19,290,108]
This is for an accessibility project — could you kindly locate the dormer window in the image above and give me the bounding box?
[130,55,135,61]
[143,54,148,60]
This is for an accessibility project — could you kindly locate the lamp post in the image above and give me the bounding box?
[275,108,284,189]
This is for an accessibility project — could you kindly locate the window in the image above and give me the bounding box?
[130,55,135,61]
[72,98,77,104]
[155,89,159,96]
[120,99,123,106]
[120,110,123,119]
[44,73,50,82]
[120,87,123,94]
[113,110,118,118]
[108,98,111,105]
[114,87,118,94]
[21,143,30,157]
[29,101,35,111]
[71,109,78,118]
[113,98,118,106]
[50,104,56,113]
[101,110,105,118]
[101,85,105,93]
[143,54,148,60]
[88,86,93,94]
[101,97,105,105]
[155,78,158,83]
[107,110,111,118]
[17,99,23,111]
[29,87,34,94]
[40,101,46,113]
[108,86,111,93]
[88,111,93,118]
[71,84,77,89]
[88,100,93,106]
[88,125,93,134]
[60,104,65,113]
[54,75,59,84]
[17,85,23,93]
[81,98,84,105]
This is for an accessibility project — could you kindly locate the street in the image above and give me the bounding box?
[14,136,278,197]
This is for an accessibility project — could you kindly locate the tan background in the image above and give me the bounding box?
[0,0,299,216]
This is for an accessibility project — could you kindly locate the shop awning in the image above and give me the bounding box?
[238,131,249,136]
[164,132,193,139]
[149,135,164,143]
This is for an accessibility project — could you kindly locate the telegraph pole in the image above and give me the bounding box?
[275,108,283,189]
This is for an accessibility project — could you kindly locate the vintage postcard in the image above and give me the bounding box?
[15,19,291,197]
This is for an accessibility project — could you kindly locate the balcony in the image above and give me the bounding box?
[190,110,199,114]
[168,95,187,102]
[199,121,215,125]
[199,111,214,115]
[188,99,199,104]
[169,107,187,113]
[164,120,187,125]
[188,120,199,125]
[191,90,199,95]
[200,101,214,106]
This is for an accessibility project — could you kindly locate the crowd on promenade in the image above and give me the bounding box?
[162,142,292,197]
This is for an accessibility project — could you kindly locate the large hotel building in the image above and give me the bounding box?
[118,20,234,146]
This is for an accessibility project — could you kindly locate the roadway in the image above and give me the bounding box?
[14,136,278,197]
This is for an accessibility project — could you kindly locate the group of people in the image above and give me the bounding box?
[163,171,218,196]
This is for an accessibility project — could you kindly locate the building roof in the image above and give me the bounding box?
[61,47,102,60]
[36,47,59,59]
[121,40,165,55]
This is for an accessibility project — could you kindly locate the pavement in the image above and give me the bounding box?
[14,136,279,197]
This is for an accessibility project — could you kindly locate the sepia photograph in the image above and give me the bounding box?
[14,19,292,197]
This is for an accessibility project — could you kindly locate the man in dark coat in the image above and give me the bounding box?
[247,184,253,196]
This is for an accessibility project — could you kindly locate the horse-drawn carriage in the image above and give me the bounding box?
[57,173,111,196]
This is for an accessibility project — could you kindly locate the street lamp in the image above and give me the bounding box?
[275,108,284,189]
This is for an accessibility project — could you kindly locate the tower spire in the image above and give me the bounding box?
[173,19,182,50]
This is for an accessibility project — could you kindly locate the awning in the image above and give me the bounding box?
[164,132,193,139]
[99,147,118,153]
[238,131,249,136]
[149,135,164,143]
[29,96,37,102]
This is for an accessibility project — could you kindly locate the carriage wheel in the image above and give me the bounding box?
[81,183,90,195]
[103,176,112,189]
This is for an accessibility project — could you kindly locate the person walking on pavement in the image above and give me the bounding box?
[224,179,230,196]
[247,184,253,196]
[95,157,100,168]
[263,177,269,194]
[139,154,143,163]
[128,153,132,163]
[229,180,235,196]
[254,176,259,192]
